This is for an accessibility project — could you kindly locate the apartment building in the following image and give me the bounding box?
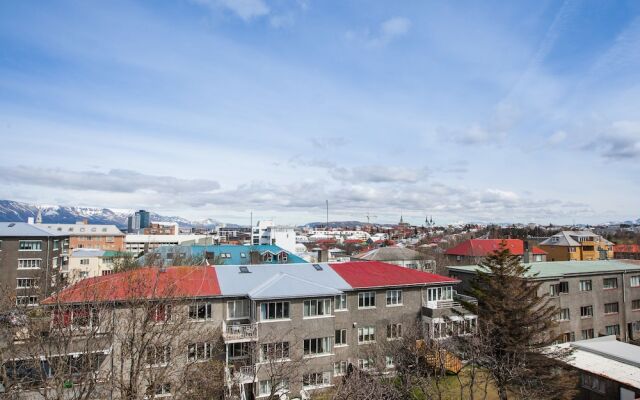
[0,222,69,306]
[38,222,125,251]
[449,260,640,342]
[444,239,547,265]
[614,244,640,260]
[252,220,296,253]
[538,231,614,261]
[67,249,128,283]
[125,233,217,254]
[37,261,475,399]
[351,246,435,272]
[151,244,308,266]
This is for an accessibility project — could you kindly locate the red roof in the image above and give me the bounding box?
[42,266,221,305]
[445,239,546,257]
[329,261,458,288]
[613,244,640,253]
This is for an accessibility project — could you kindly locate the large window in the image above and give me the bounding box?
[303,298,332,317]
[19,241,42,251]
[603,278,618,289]
[387,323,402,339]
[228,342,250,359]
[557,308,570,321]
[335,329,347,346]
[579,280,592,291]
[227,299,250,319]
[581,373,606,394]
[386,290,402,306]
[604,302,619,314]
[18,259,41,269]
[427,286,453,302]
[303,337,333,357]
[580,306,593,318]
[146,344,171,366]
[302,372,331,388]
[189,302,213,321]
[150,304,171,322]
[259,379,289,396]
[357,358,374,371]
[260,301,290,320]
[187,342,215,361]
[631,275,640,287]
[16,278,38,289]
[632,299,640,310]
[16,296,38,306]
[358,326,376,344]
[358,292,376,308]
[260,342,290,362]
[581,329,594,340]
[335,294,347,311]
[333,361,348,376]
[605,324,620,336]
[550,281,569,296]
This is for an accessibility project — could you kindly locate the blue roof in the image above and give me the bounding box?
[153,244,308,265]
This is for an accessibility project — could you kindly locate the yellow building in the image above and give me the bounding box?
[539,231,614,261]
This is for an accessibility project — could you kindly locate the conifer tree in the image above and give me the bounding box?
[459,242,577,400]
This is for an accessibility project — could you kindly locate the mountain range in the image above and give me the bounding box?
[0,200,220,229]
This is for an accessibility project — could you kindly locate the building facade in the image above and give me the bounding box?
[0,222,69,306]
[67,249,128,283]
[351,246,435,272]
[444,239,547,265]
[614,244,640,260]
[252,220,296,253]
[539,231,614,261]
[37,222,125,251]
[127,210,151,233]
[449,260,640,343]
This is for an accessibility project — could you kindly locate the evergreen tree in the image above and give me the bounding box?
[459,242,577,400]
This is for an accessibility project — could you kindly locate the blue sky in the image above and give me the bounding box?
[1,0,639,225]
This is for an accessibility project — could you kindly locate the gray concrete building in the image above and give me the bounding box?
[0,222,69,306]
[448,260,640,343]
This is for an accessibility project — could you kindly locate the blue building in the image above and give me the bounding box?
[151,244,307,266]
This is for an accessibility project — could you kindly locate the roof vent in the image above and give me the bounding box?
[312,264,323,271]
[239,266,251,274]
[8,223,15,227]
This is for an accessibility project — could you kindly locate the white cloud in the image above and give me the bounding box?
[348,16,412,47]
[547,130,567,145]
[192,0,269,21]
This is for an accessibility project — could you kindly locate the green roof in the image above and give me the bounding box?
[448,260,640,279]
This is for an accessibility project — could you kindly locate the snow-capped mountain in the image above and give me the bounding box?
[0,200,219,229]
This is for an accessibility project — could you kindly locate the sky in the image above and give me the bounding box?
[1,0,640,225]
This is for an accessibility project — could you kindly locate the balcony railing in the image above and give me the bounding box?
[223,323,257,342]
[424,292,477,310]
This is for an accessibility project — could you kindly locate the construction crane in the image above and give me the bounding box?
[365,212,378,224]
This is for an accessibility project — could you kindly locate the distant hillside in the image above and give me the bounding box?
[0,200,219,229]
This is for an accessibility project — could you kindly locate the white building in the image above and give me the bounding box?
[124,234,217,253]
[251,220,296,253]
[67,249,124,283]
[307,229,371,242]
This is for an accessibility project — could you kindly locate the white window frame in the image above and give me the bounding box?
[357,326,376,344]
[334,294,348,311]
[303,298,332,318]
[335,329,347,347]
[386,289,403,306]
[227,299,250,319]
[19,240,42,251]
[303,337,333,357]
[17,259,42,270]
[188,302,213,321]
[631,275,640,288]
[260,301,290,321]
[358,291,376,309]
[579,280,592,291]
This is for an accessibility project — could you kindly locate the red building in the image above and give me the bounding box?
[445,239,547,265]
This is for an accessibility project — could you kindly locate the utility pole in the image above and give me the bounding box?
[326,200,329,230]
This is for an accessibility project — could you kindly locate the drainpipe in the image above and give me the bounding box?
[622,271,628,341]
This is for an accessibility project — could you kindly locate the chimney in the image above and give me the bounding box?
[249,250,261,265]
[523,240,531,264]
[316,249,329,263]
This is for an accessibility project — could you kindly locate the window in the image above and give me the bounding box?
[52,257,58,269]
[302,372,331,388]
[260,301,290,320]
[581,329,594,340]
[228,342,249,359]
[632,299,640,310]
[357,326,376,344]
[603,277,618,289]
[260,342,290,362]
[53,240,59,250]
[150,304,171,322]
[386,290,402,306]
[187,342,214,361]
[80,259,90,265]
[240,252,247,258]
[303,337,333,357]
[333,361,348,376]
[605,324,620,336]
[227,300,250,319]
[106,236,114,243]
[258,379,289,396]
[580,306,593,318]
[604,302,619,314]
[16,296,38,306]
[189,302,213,321]
[581,373,606,394]
[357,358,374,371]
[19,241,42,251]
[16,278,38,289]
[102,270,113,276]
[557,308,570,321]
[358,292,376,308]
[550,281,569,296]
[335,294,347,311]
[631,275,640,287]
[385,356,394,369]
[579,280,592,291]
[303,298,332,317]
[335,329,347,346]
[18,259,41,269]
[387,323,402,339]
[427,286,453,302]
[560,332,575,343]
[146,344,171,366]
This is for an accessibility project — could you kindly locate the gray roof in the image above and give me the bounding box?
[71,249,106,258]
[0,222,67,237]
[353,246,427,261]
[448,260,640,279]
[572,335,640,368]
[539,230,613,247]
[214,263,351,299]
[38,223,123,236]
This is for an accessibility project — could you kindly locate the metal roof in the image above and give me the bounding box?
[247,272,343,300]
[448,259,640,279]
[153,244,308,265]
[71,249,106,258]
[0,222,67,237]
[214,263,351,297]
[38,223,124,236]
[352,246,427,261]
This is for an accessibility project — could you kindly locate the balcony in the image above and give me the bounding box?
[422,292,477,319]
[223,323,258,342]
